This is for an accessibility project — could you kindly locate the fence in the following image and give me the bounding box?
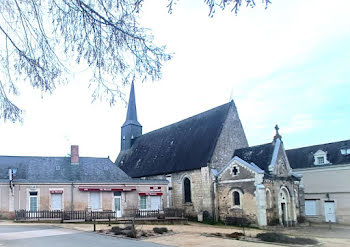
[14,208,185,221]
[123,209,160,218]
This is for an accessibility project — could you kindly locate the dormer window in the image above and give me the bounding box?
[340,143,350,155]
[313,150,330,165]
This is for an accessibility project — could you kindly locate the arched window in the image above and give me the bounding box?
[233,191,240,206]
[266,189,272,209]
[184,177,192,203]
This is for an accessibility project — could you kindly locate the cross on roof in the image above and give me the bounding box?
[232,166,239,175]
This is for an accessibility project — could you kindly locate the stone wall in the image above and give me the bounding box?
[210,104,248,171]
[147,167,213,218]
[216,181,258,224]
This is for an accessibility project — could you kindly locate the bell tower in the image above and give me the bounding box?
[121,82,142,151]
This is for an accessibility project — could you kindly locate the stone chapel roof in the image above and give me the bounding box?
[286,139,350,169]
[233,142,275,173]
[0,155,156,183]
[116,101,235,177]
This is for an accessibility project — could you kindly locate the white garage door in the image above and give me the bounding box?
[51,194,62,210]
[305,200,317,216]
[150,196,161,210]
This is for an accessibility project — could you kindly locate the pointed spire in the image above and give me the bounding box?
[123,81,141,127]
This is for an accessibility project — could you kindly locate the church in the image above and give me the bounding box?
[116,83,303,226]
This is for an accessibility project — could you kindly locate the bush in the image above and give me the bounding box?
[124,225,132,230]
[226,232,245,240]
[160,227,168,233]
[225,216,251,227]
[111,226,122,235]
[268,218,280,226]
[125,230,137,238]
[153,227,168,234]
[256,232,318,245]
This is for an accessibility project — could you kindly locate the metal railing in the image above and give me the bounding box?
[14,208,185,221]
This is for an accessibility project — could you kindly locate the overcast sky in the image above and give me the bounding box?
[0,0,349,161]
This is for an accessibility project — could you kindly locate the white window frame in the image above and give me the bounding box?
[313,150,330,165]
[139,195,148,210]
[27,188,40,211]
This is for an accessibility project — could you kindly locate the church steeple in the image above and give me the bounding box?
[121,82,142,151]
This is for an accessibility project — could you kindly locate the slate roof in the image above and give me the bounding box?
[0,156,143,183]
[286,140,350,169]
[123,81,141,127]
[233,142,275,173]
[117,101,234,177]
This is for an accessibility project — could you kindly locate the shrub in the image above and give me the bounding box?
[268,218,280,226]
[226,232,244,240]
[153,227,168,234]
[124,225,132,230]
[256,232,318,245]
[160,227,168,233]
[111,226,122,235]
[225,216,251,227]
[125,230,137,238]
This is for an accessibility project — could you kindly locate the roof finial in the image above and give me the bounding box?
[273,124,282,142]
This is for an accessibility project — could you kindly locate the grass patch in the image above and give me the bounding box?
[256,232,318,245]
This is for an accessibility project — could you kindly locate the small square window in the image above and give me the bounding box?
[113,191,121,196]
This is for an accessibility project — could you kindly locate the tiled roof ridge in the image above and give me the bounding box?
[0,155,111,160]
[135,101,233,140]
[286,139,350,151]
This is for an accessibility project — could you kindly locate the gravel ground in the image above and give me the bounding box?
[2,220,350,247]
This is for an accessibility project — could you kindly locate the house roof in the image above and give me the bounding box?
[117,101,234,177]
[286,140,350,169]
[0,156,139,183]
[233,142,275,173]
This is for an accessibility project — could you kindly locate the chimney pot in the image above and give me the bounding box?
[71,145,79,165]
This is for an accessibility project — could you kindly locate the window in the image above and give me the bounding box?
[313,150,330,165]
[305,200,317,216]
[184,177,192,203]
[266,189,272,209]
[232,166,239,176]
[317,157,324,164]
[29,192,38,211]
[51,193,62,210]
[140,195,147,210]
[233,191,240,206]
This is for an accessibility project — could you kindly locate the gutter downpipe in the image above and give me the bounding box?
[211,175,218,222]
[71,182,74,211]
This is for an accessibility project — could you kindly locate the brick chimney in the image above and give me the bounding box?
[71,145,79,165]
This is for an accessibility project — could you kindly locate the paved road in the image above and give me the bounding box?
[0,225,169,247]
